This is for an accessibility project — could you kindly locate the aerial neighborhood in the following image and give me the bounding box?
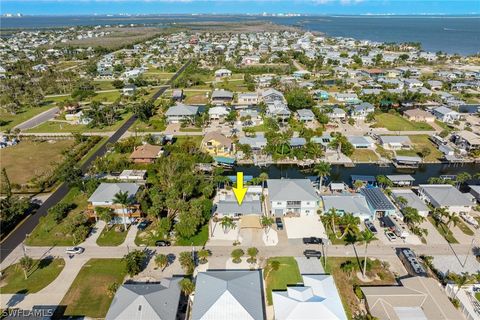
[0,19,479,320]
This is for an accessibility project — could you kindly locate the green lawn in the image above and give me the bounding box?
[373,113,434,131]
[175,224,209,246]
[476,292,480,302]
[26,188,90,246]
[129,116,167,132]
[179,127,202,132]
[61,259,127,318]
[408,135,443,162]
[0,258,65,294]
[350,149,379,162]
[264,257,302,305]
[427,216,459,243]
[0,105,56,131]
[96,226,128,246]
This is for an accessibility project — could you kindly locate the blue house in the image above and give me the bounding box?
[360,187,397,217]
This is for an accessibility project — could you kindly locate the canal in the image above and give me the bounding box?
[231,163,480,185]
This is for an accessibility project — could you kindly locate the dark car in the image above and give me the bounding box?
[364,219,378,233]
[275,217,284,230]
[303,237,322,245]
[137,220,151,231]
[304,250,322,259]
[155,240,171,247]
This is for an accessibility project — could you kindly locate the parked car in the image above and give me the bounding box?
[275,217,284,230]
[66,247,84,254]
[385,231,397,242]
[137,220,150,231]
[303,237,322,245]
[364,219,378,233]
[155,240,171,247]
[304,250,322,259]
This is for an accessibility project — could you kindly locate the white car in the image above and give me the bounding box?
[385,231,397,242]
[66,247,85,254]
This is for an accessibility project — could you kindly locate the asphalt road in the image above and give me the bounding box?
[0,60,191,262]
[13,107,59,131]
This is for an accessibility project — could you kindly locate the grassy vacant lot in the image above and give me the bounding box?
[373,113,434,131]
[0,140,74,187]
[181,90,209,104]
[130,116,167,132]
[175,224,209,246]
[96,226,128,246]
[409,135,443,162]
[427,216,459,243]
[0,258,65,294]
[325,257,396,318]
[0,105,56,131]
[264,257,302,305]
[61,259,127,318]
[26,188,90,246]
[350,149,379,162]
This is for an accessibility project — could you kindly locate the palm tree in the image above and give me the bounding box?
[259,172,269,191]
[446,212,460,229]
[19,255,34,280]
[113,191,132,231]
[247,247,259,264]
[155,254,169,271]
[197,249,211,264]
[322,208,340,237]
[340,260,355,278]
[455,172,471,189]
[260,216,274,239]
[265,259,280,279]
[396,196,408,208]
[96,207,114,226]
[402,207,425,227]
[314,161,331,192]
[353,180,364,191]
[360,230,377,278]
[231,248,244,263]
[179,278,195,296]
[220,216,236,234]
[451,272,474,298]
[338,213,360,239]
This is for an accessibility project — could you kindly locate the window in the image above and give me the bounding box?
[287,201,301,206]
[276,202,282,205]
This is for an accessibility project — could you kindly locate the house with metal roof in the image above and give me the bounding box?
[391,189,430,217]
[386,175,415,186]
[296,109,315,122]
[289,137,307,148]
[347,136,375,149]
[362,277,463,320]
[418,184,473,213]
[432,106,461,124]
[165,104,199,124]
[350,102,375,120]
[215,196,262,217]
[211,89,234,105]
[272,274,348,320]
[267,179,319,217]
[191,270,266,320]
[379,136,412,150]
[322,194,374,221]
[239,134,267,150]
[360,187,396,217]
[105,278,182,320]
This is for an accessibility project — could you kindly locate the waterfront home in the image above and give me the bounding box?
[214,68,232,78]
[432,106,461,124]
[289,137,307,148]
[362,277,462,320]
[360,187,396,217]
[393,155,422,168]
[266,101,291,120]
[347,136,375,149]
[191,270,265,320]
[469,185,480,203]
[165,104,199,124]
[272,274,348,320]
[129,144,163,164]
[391,189,430,217]
[87,183,141,222]
[105,278,182,320]
[379,136,412,150]
[418,184,473,214]
[350,102,375,120]
[214,195,262,217]
[201,131,233,157]
[239,134,267,151]
[328,108,346,120]
[262,88,285,104]
[322,194,374,221]
[238,92,258,106]
[451,131,480,151]
[208,106,230,120]
[296,109,315,122]
[267,179,319,217]
[211,89,234,105]
[403,108,435,123]
[386,174,415,186]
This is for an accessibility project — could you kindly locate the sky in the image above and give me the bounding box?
[1,0,479,15]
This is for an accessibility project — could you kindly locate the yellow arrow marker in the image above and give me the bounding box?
[233,172,248,205]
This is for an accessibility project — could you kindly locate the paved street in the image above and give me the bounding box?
[13,107,59,131]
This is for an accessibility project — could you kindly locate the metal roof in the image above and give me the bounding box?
[386,175,415,182]
[215,197,262,215]
[267,179,318,202]
[351,175,376,183]
[88,183,140,203]
[360,187,396,211]
[419,184,473,207]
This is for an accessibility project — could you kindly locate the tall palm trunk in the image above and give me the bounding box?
[363,244,369,277]
[123,205,128,231]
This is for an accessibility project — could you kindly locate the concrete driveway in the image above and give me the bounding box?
[295,256,324,274]
[284,216,326,239]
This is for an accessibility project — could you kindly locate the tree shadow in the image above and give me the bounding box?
[6,290,27,308]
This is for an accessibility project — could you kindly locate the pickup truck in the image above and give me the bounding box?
[304,250,322,259]
[302,237,322,245]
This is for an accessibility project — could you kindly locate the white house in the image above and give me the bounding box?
[238,93,258,106]
[418,184,473,214]
[208,106,230,120]
[432,106,461,124]
[165,104,199,124]
[267,179,319,216]
[322,194,374,221]
[214,68,232,78]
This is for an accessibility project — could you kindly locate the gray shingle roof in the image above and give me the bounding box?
[105,279,182,320]
[360,188,396,211]
[267,179,318,202]
[191,270,265,320]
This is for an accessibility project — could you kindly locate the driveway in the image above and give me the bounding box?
[295,256,324,274]
[284,216,326,240]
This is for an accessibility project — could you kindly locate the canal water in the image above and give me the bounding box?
[232,163,480,185]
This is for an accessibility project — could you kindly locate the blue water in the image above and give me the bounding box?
[1,15,479,55]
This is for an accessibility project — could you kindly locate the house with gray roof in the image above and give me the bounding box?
[391,189,429,217]
[211,89,234,105]
[191,270,266,320]
[215,196,262,217]
[105,278,182,320]
[432,106,461,124]
[165,104,199,124]
[360,187,396,217]
[261,88,285,104]
[322,194,373,221]
[418,184,473,213]
[347,136,375,149]
[267,179,319,216]
[379,136,412,150]
[296,109,315,122]
[350,102,375,120]
[239,134,267,150]
[386,175,415,186]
